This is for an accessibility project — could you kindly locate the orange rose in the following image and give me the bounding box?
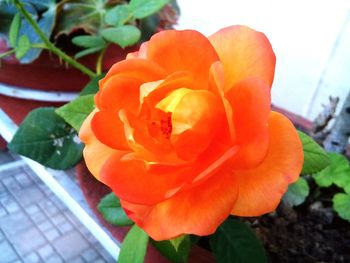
[80,25,303,241]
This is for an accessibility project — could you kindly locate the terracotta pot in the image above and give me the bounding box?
[0,42,137,125]
[272,105,313,131]
[0,40,135,92]
[76,162,215,263]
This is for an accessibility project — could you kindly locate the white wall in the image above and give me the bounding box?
[176,0,350,120]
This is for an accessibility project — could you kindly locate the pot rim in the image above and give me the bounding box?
[0,82,79,102]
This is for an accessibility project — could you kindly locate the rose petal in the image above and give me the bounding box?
[100,58,167,88]
[126,42,148,59]
[100,153,193,205]
[95,76,142,114]
[100,139,239,207]
[209,25,276,91]
[226,77,271,169]
[118,109,176,162]
[231,111,303,216]
[120,168,238,241]
[169,89,225,160]
[209,61,235,143]
[140,71,194,119]
[79,111,122,179]
[147,30,219,89]
[91,110,129,150]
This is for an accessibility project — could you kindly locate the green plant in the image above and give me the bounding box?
[283,133,350,222]
[313,153,350,221]
[282,131,329,206]
[0,0,178,75]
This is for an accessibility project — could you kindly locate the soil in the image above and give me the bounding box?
[248,187,350,263]
[252,106,350,263]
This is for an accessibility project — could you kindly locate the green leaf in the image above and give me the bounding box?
[152,235,191,263]
[79,74,105,96]
[283,177,310,206]
[74,46,104,59]
[326,154,350,191]
[0,3,16,35]
[333,193,350,222]
[0,1,56,63]
[15,35,31,60]
[55,95,95,132]
[129,0,171,19]
[101,25,141,48]
[298,131,330,175]
[105,4,131,26]
[210,218,267,263]
[9,12,21,47]
[55,0,109,37]
[313,153,350,189]
[71,35,106,48]
[8,108,83,169]
[97,192,133,226]
[20,0,57,63]
[344,184,350,195]
[118,225,149,263]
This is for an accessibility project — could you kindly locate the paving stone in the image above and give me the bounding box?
[85,232,99,244]
[0,150,15,164]
[53,231,89,261]
[25,169,40,182]
[0,204,7,217]
[0,241,19,262]
[38,199,53,208]
[77,226,97,244]
[70,257,85,263]
[78,225,90,236]
[14,187,44,207]
[0,182,5,192]
[37,220,53,232]
[23,252,42,263]
[38,244,54,260]
[82,248,99,261]
[15,173,33,188]
[31,210,47,224]
[94,258,107,263]
[96,242,115,262]
[0,192,10,203]
[0,211,33,237]
[66,212,82,227]
[26,204,40,215]
[0,192,8,205]
[0,229,4,242]
[0,150,115,263]
[4,199,20,213]
[10,228,46,255]
[2,167,23,177]
[51,214,66,226]
[57,221,73,234]
[45,254,63,263]
[44,228,60,242]
[52,198,67,211]
[39,200,59,217]
[3,176,22,192]
[36,186,52,199]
